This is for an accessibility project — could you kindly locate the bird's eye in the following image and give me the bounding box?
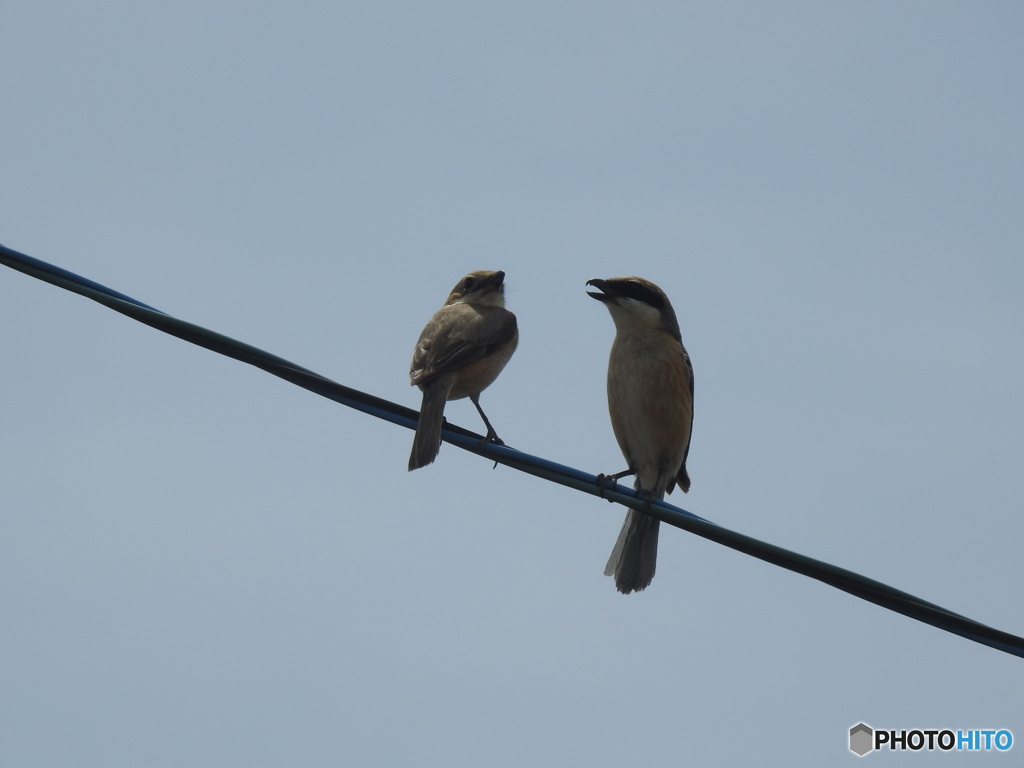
[462,277,477,291]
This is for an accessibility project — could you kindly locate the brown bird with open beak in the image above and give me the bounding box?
[587,276,694,593]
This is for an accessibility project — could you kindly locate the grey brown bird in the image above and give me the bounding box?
[408,270,518,471]
[587,276,694,593]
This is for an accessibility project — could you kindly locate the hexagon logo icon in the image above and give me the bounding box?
[850,723,874,756]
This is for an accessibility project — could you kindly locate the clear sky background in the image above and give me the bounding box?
[2,3,1022,766]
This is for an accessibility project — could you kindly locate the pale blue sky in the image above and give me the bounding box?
[2,3,1023,765]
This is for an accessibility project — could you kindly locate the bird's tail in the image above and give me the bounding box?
[604,490,662,594]
[408,383,448,471]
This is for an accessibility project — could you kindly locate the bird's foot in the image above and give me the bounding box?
[476,428,504,448]
[635,490,657,515]
[595,468,635,500]
[476,428,505,470]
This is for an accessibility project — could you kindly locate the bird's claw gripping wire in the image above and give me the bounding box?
[595,468,636,501]
[477,429,505,470]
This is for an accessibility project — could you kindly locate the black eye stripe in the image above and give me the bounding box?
[617,281,664,309]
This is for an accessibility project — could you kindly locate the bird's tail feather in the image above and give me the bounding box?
[408,385,448,471]
[605,491,662,594]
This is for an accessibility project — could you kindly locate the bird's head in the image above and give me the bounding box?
[446,270,507,308]
[586,276,681,341]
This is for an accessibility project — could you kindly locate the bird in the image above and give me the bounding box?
[587,276,694,593]
[408,270,519,471]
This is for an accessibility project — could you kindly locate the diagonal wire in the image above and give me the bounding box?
[3,242,1022,660]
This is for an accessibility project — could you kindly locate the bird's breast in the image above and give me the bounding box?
[607,331,692,492]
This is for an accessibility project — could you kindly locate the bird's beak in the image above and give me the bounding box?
[586,278,614,302]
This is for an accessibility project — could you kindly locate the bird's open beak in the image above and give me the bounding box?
[586,278,613,302]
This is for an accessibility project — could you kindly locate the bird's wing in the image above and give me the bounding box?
[673,343,695,493]
[410,306,517,387]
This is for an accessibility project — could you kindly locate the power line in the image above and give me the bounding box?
[3,241,1022,660]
